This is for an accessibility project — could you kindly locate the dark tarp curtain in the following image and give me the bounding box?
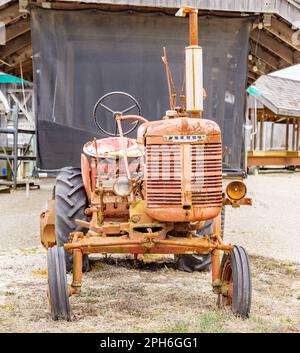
[31,8,252,169]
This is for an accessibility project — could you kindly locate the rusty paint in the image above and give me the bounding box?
[71,249,83,294]
[211,249,221,290]
[40,200,56,249]
[81,153,91,200]
[64,235,233,255]
[219,257,234,306]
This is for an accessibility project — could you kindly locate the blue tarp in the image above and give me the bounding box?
[0,72,28,84]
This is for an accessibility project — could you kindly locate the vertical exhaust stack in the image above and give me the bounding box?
[176,7,203,117]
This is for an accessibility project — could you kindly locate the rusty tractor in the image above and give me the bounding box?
[40,7,252,321]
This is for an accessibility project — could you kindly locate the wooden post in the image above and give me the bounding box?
[260,116,264,151]
[292,118,296,151]
[250,109,254,150]
[270,122,274,150]
[285,118,290,151]
[296,118,300,151]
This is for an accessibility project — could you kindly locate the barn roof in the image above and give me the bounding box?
[249,75,300,117]
[1,0,300,84]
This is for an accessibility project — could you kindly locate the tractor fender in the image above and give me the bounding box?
[81,153,92,200]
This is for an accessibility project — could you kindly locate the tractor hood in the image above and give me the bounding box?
[138,117,220,139]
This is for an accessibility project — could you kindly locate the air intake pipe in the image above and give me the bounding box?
[176,7,203,117]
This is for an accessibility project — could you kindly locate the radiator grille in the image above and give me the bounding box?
[146,143,222,208]
[146,145,181,207]
[191,143,222,206]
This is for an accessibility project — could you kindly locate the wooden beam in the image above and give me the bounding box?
[0,2,23,25]
[251,28,300,65]
[248,71,257,81]
[0,31,31,58]
[265,17,300,52]
[7,61,33,82]
[254,59,275,75]
[248,63,266,77]
[5,17,31,42]
[6,45,32,67]
[9,59,32,74]
[249,40,284,70]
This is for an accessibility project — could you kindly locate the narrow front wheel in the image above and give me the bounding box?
[47,246,71,321]
[219,245,252,318]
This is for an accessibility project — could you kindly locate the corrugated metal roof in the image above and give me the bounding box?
[249,75,300,117]
[58,0,300,28]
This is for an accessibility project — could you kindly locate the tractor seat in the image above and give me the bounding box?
[83,137,142,158]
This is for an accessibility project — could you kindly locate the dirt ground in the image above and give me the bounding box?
[0,173,299,333]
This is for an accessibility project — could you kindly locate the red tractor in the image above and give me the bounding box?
[40,7,252,321]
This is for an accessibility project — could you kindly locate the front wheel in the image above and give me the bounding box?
[47,246,71,321]
[218,245,252,318]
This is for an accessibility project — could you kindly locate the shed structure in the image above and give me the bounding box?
[1,0,300,84]
[247,75,300,167]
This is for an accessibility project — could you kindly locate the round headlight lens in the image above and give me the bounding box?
[113,177,133,196]
[226,181,247,201]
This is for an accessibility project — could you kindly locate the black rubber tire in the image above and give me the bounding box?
[176,207,225,272]
[219,245,252,319]
[55,167,89,272]
[47,246,71,321]
[175,220,213,272]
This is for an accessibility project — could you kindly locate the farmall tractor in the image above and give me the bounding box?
[40,7,252,321]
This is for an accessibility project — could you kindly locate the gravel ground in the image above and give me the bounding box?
[226,172,300,263]
[0,172,299,332]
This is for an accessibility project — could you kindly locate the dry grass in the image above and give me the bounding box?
[0,249,299,333]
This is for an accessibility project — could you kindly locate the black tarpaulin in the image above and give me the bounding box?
[31,8,252,169]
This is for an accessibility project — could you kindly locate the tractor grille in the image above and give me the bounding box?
[191,143,222,207]
[146,145,181,207]
[146,143,222,208]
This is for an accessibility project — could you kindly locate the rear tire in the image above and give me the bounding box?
[47,246,71,321]
[55,167,89,272]
[176,208,225,272]
[219,245,252,318]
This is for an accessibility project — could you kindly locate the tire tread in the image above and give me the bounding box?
[55,167,89,272]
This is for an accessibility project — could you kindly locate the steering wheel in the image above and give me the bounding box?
[93,91,142,137]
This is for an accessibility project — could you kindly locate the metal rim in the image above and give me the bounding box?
[93,91,141,137]
[219,258,233,307]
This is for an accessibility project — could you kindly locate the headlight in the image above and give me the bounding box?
[226,181,247,201]
[113,177,132,196]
